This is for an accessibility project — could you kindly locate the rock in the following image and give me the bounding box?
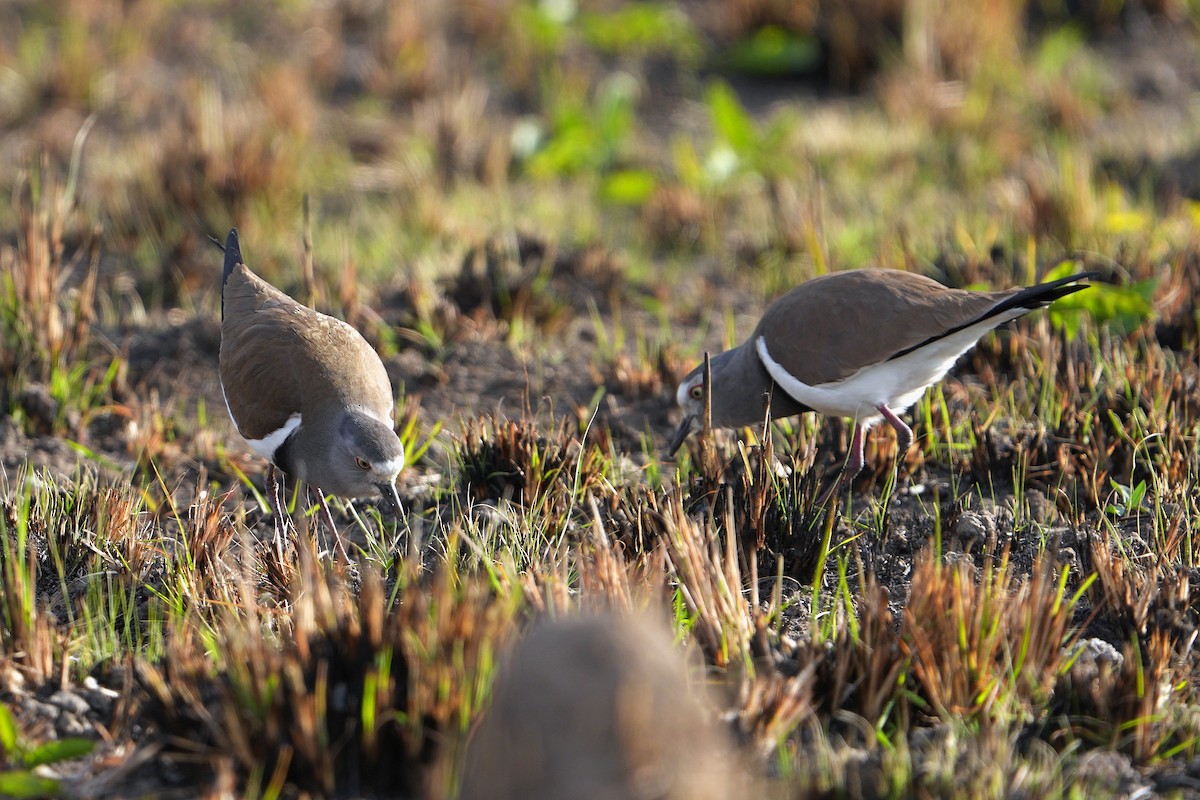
[1075,750,1153,799]
[79,676,119,716]
[55,711,91,738]
[26,698,62,722]
[952,511,993,546]
[16,383,61,432]
[942,550,973,569]
[1024,489,1060,524]
[0,662,26,694]
[48,690,92,718]
[1070,637,1124,671]
[1155,770,1200,793]
[1053,547,1079,575]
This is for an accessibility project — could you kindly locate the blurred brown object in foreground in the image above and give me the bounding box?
[459,613,744,800]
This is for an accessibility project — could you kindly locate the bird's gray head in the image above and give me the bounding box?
[667,347,795,458]
[667,365,710,457]
[324,407,405,512]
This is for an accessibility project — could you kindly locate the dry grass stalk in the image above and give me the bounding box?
[180,483,238,608]
[1054,630,1188,764]
[0,471,164,681]
[456,415,613,540]
[662,489,755,669]
[735,655,816,760]
[414,79,495,188]
[0,502,56,681]
[660,488,813,756]
[1089,529,1195,645]
[578,496,644,612]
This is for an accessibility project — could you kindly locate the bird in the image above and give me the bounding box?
[217,228,405,557]
[459,613,741,800]
[668,267,1096,490]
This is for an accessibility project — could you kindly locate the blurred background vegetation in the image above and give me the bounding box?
[1,0,1197,317]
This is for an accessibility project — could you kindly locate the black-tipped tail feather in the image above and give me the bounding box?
[890,271,1099,362]
[991,270,1100,314]
[219,228,242,319]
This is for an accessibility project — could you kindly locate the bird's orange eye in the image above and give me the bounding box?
[689,384,704,400]
[355,456,371,471]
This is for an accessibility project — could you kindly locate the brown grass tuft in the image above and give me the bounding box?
[660,489,814,756]
[902,547,1079,724]
[0,153,101,425]
[138,549,515,796]
[456,415,611,518]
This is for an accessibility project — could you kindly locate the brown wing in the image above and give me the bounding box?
[219,265,311,438]
[753,269,1016,385]
[219,264,394,439]
[295,310,395,419]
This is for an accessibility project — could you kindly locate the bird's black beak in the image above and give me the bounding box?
[375,481,404,516]
[666,414,696,458]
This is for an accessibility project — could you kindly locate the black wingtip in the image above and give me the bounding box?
[219,228,242,319]
[1015,270,1102,308]
[886,270,1102,363]
[222,229,242,286]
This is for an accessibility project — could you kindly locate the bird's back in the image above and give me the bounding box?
[220,262,394,439]
[754,269,1012,386]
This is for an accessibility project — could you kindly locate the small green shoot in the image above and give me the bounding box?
[0,704,94,798]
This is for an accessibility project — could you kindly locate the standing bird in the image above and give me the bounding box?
[217,228,405,557]
[669,268,1096,490]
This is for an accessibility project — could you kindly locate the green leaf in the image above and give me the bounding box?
[1129,480,1147,510]
[23,738,94,768]
[1034,25,1084,77]
[599,169,657,205]
[581,4,700,61]
[0,770,62,798]
[670,135,704,188]
[513,3,569,53]
[705,80,757,155]
[0,705,18,755]
[723,25,821,76]
[1046,261,1155,338]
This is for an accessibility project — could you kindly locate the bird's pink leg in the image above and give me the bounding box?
[818,422,867,505]
[845,422,867,479]
[876,404,912,459]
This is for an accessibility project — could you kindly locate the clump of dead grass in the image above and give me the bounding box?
[138,550,515,797]
[590,338,687,401]
[903,546,1081,725]
[0,153,102,431]
[456,415,612,517]
[966,316,1200,509]
[0,469,156,682]
[659,488,815,757]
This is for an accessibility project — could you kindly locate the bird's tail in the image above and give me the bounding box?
[889,270,1100,362]
[998,270,1100,313]
[218,228,242,319]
